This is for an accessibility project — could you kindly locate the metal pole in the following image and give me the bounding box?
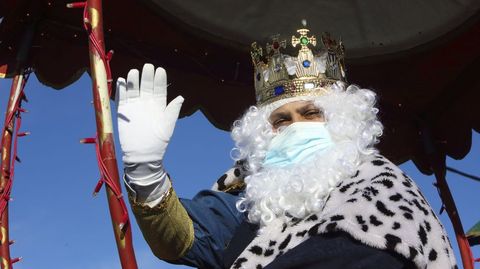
[421,127,474,269]
[0,74,23,269]
[85,0,138,268]
[432,162,474,269]
[0,17,35,267]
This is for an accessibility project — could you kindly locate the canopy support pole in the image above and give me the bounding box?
[84,0,138,267]
[421,127,474,269]
[0,74,23,269]
[432,161,473,269]
[0,19,35,268]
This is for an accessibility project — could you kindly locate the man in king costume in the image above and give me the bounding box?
[115,26,457,269]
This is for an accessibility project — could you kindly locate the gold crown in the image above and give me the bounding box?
[251,27,347,106]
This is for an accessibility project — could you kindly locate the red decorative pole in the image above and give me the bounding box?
[75,0,138,267]
[421,127,474,269]
[0,19,34,267]
[0,74,23,269]
[432,161,474,269]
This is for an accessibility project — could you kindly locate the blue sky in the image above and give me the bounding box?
[0,73,478,269]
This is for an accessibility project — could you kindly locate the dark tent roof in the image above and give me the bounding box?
[1,0,480,174]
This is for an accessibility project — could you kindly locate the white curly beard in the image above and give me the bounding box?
[237,139,363,228]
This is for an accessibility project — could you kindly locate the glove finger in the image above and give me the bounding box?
[140,63,155,94]
[126,69,140,99]
[164,95,184,125]
[115,77,127,107]
[154,67,167,107]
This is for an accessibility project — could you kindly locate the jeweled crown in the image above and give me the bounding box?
[252,26,347,106]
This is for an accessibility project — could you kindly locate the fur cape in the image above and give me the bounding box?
[214,155,457,269]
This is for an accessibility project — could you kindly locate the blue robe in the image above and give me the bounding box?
[172,190,414,269]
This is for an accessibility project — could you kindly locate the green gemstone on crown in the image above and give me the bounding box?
[300,37,309,45]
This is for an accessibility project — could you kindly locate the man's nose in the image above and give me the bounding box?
[290,114,304,123]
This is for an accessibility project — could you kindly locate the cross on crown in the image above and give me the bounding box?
[266,35,287,56]
[292,29,317,50]
[250,42,264,65]
[321,32,347,81]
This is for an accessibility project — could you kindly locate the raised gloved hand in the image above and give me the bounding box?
[116,63,184,164]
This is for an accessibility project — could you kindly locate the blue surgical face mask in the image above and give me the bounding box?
[263,121,334,168]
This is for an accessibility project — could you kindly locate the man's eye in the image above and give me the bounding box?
[305,110,321,116]
[273,118,289,128]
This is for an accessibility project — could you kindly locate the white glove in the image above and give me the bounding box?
[116,64,184,163]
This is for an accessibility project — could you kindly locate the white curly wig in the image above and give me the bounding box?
[231,82,383,227]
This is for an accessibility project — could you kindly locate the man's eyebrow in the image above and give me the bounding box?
[296,103,318,113]
[270,111,290,120]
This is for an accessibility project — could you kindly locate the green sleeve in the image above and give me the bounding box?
[129,187,194,260]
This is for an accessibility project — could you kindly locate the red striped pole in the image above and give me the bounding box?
[421,126,474,269]
[83,0,138,267]
[433,166,474,269]
[0,74,23,269]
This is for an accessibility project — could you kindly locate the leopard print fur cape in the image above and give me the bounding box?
[220,155,456,269]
